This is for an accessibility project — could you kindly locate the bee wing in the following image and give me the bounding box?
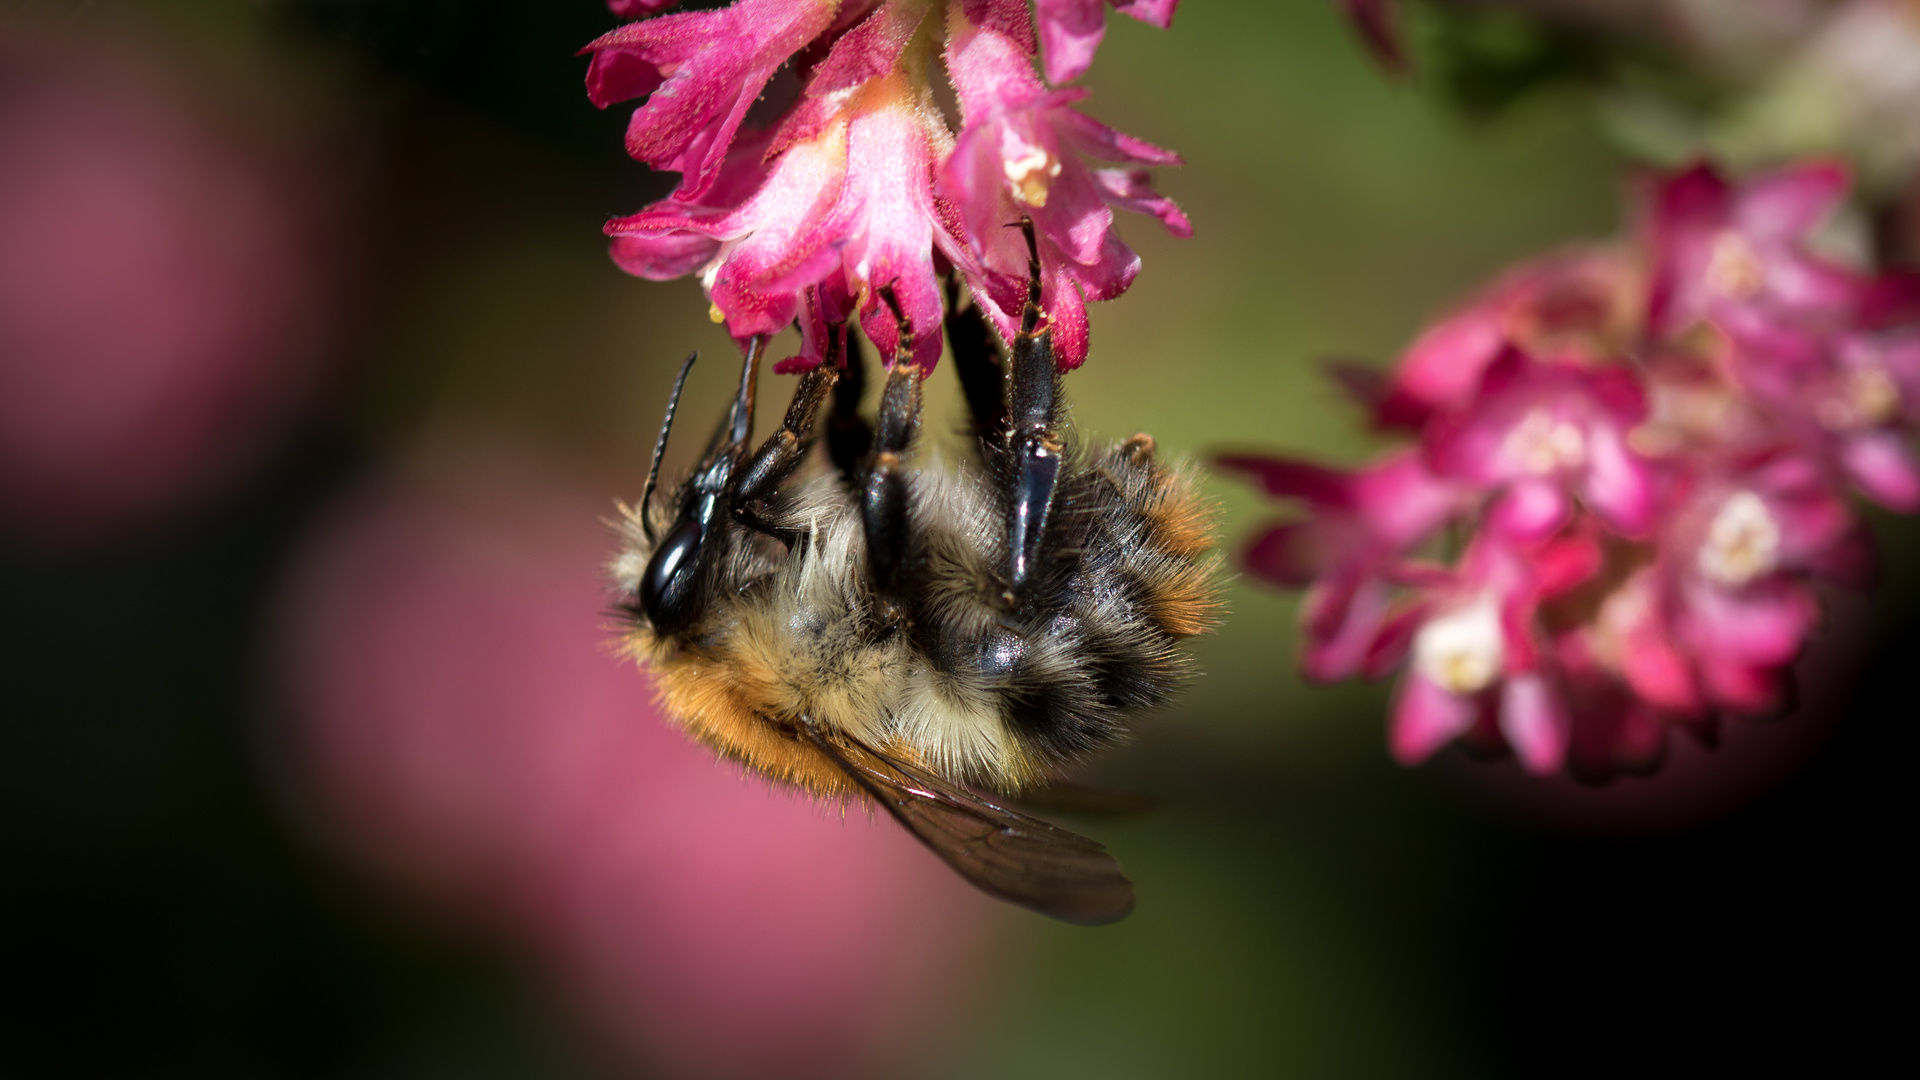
[806,726,1135,925]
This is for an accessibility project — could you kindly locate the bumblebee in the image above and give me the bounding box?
[613,227,1219,924]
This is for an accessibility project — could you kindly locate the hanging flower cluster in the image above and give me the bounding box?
[1222,163,1920,782]
[584,0,1188,373]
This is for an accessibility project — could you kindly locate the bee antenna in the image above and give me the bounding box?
[641,351,699,543]
[728,335,765,448]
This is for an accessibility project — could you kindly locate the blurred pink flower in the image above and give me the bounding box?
[587,0,1185,372]
[1228,161,1919,782]
[272,449,993,1078]
[1214,450,1463,682]
[1388,527,1598,776]
[1423,351,1655,541]
[0,35,342,545]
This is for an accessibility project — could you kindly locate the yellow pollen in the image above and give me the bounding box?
[1005,146,1062,208]
[709,303,726,324]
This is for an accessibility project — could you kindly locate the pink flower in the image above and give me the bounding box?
[1423,350,1657,540]
[1389,527,1602,775]
[941,8,1187,368]
[1645,162,1865,370]
[0,34,344,546]
[1030,0,1179,85]
[583,0,840,199]
[609,71,965,368]
[587,0,1187,373]
[271,450,994,1077]
[1377,246,1644,426]
[1227,160,1909,783]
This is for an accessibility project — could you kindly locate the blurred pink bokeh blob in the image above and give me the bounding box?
[0,34,340,543]
[271,449,996,1078]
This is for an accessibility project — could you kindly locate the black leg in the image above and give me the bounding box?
[827,325,873,485]
[1000,218,1064,604]
[734,360,837,505]
[861,290,926,594]
[862,358,923,592]
[945,273,1006,442]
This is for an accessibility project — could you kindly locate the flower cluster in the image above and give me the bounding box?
[585,0,1188,373]
[1223,163,1920,782]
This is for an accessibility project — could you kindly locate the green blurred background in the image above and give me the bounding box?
[2,1,1909,1076]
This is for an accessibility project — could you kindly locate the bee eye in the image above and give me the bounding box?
[639,517,703,626]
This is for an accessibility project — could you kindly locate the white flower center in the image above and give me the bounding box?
[1697,491,1782,587]
[1001,134,1062,208]
[1413,594,1506,695]
[1501,409,1587,475]
[1706,231,1767,299]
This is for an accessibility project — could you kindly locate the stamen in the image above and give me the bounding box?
[1413,594,1505,695]
[1705,231,1767,299]
[1697,491,1781,587]
[1501,409,1587,475]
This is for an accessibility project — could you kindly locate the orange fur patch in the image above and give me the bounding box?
[637,640,863,800]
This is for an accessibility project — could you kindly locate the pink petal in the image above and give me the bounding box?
[1038,252,1092,369]
[1734,160,1850,242]
[1804,521,1877,589]
[1488,479,1569,542]
[959,0,1039,55]
[839,96,948,368]
[1114,0,1179,30]
[1090,168,1191,237]
[1389,674,1476,765]
[1682,578,1818,668]
[945,10,1048,119]
[1034,0,1107,84]
[608,232,719,280]
[1387,310,1504,420]
[1579,420,1655,536]
[1500,673,1569,775]
[582,0,837,199]
[1301,574,1391,682]
[808,0,929,96]
[1243,521,1327,587]
[1211,455,1352,506]
[1054,104,1183,166]
[1841,430,1920,511]
[1533,532,1604,597]
[1363,600,1428,679]
[1350,450,1462,545]
[1622,613,1701,715]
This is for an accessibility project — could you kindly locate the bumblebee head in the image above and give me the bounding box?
[634,341,764,636]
